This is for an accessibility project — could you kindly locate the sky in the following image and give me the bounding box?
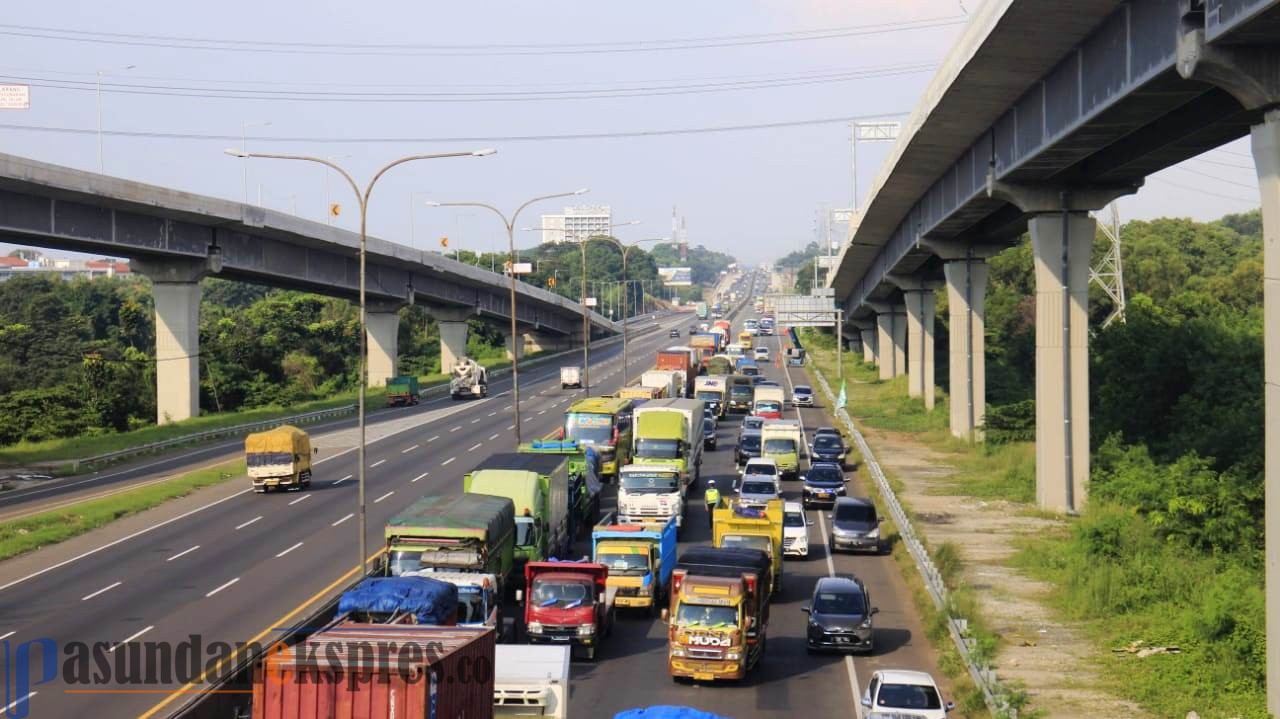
[0,0,1263,267]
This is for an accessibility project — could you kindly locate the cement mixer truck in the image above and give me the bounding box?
[450,357,489,400]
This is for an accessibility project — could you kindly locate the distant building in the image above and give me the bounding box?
[0,252,132,282]
[540,205,612,243]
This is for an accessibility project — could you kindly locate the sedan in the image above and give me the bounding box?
[862,670,954,718]
[810,433,848,467]
[804,575,876,652]
[736,429,762,467]
[669,328,681,338]
[802,462,847,508]
[792,385,815,407]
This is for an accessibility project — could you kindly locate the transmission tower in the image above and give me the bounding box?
[1090,203,1127,328]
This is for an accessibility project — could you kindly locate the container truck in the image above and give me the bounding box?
[760,419,803,479]
[464,453,577,567]
[663,547,771,683]
[712,499,785,595]
[708,327,728,352]
[245,425,313,493]
[632,398,705,498]
[642,369,681,399]
[494,645,570,718]
[752,386,785,419]
[450,357,489,399]
[656,348,697,396]
[559,397,634,479]
[519,561,615,660]
[385,493,516,592]
[688,333,718,361]
[616,463,685,528]
[385,374,421,407]
[592,516,677,614]
[252,624,495,719]
[518,438,604,539]
[694,375,728,418]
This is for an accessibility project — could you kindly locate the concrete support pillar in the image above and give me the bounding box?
[874,312,895,380]
[904,291,937,409]
[439,321,468,373]
[1252,109,1280,715]
[505,331,523,362]
[365,310,401,388]
[1029,212,1094,514]
[870,305,906,380]
[135,257,215,425]
[943,258,989,439]
[861,328,877,365]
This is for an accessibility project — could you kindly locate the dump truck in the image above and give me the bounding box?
[520,561,615,660]
[593,516,677,614]
[467,452,602,568]
[632,398,704,499]
[760,419,803,479]
[656,349,696,397]
[713,499,785,595]
[450,357,489,399]
[518,438,604,539]
[704,355,735,377]
[385,493,516,593]
[494,645,570,718]
[560,396,634,479]
[617,463,685,528]
[245,425,313,493]
[664,547,771,683]
[694,375,728,418]
[752,385,785,419]
[385,374,421,407]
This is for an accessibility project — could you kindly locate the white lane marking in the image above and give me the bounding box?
[0,630,14,641]
[507,424,516,430]
[468,443,482,452]
[288,494,311,506]
[81,581,122,601]
[401,444,419,454]
[783,338,865,716]
[370,458,387,468]
[235,515,263,530]
[503,405,513,411]
[332,474,352,486]
[206,577,240,597]
[166,545,200,562]
[441,457,456,466]
[471,418,481,424]
[488,433,499,441]
[3,691,36,713]
[523,417,534,423]
[450,426,461,432]
[276,542,304,558]
[537,410,547,416]
[374,491,395,504]
[332,513,354,527]
[108,625,154,653]
[412,472,429,483]
[488,412,497,417]
[428,435,440,442]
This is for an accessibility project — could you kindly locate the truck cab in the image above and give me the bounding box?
[521,562,614,661]
[245,425,313,493]
[663,548,770,683]
[632,399,704,495]
[752,386,784,420]
[592,517,677,614]
[560,397,634,479]
[694,376,728,418]
[760,420,802,480]
[617,463,685,528]
[403,570,500,629]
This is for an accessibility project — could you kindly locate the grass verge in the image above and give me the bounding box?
[0,460,244,562]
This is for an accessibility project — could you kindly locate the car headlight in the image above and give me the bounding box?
[860,617,873,629]
[866,527,880,539]
[670,647,687,657]
[833,527,853,537]
[527,622,543,634]
[837,485,847,494]
[725,651,741,661]
[578,624,596,636]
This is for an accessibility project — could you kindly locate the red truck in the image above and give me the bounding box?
[656,349,695,398]
[520,561,616,661]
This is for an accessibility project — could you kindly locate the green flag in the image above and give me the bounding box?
[837,381,847,410]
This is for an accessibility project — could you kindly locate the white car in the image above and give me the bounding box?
[753,346,770,361]
[739,457,779,480]
[782,501,809,558]
[862,670,954,719]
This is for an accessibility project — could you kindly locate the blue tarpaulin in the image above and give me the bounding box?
[337,576,458,625]
[614,708,734,719]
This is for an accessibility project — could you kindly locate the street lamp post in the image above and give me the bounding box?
[239,121,273,204]
[223,146,495,574]
[426,189,589,447]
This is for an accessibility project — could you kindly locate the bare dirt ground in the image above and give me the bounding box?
[857,425,1152,719]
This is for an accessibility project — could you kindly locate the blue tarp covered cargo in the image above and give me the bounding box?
[337,576,458,625]
[614,708,734,719]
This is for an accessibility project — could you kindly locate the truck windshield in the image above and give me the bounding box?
[596,551,649,576]
[531,579,592,608]
[246,452,292,467]
[721,535,772,554]
[755,401,781,414]
[730,387,753,399]
[696,391,721,402]
[763,438,796,454]
[387,550,425,576]
[674,603,738,628]
[620,472,679,493]
[636,438,681,459]
[457,592,487,624]
[514,517,535,547]
[565,413,614,444]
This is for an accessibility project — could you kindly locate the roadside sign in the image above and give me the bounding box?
[585,297,598,307]
[511,262,533,275]
[855,121,900,141]
[0,84,30,110]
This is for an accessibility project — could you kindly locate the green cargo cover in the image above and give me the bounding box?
[386,493,515,542]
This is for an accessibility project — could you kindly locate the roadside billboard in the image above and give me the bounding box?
[658,267,693,286]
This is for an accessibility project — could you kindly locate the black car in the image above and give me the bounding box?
[736,429,762,467]
[669,328,681,338]
[804,575,877,653]
[829,497,883,553]
[802,462,846,508]
[810,433,848,467]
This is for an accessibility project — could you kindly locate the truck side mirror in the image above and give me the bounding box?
[515,590,523,602]
[800,605,810,614]
[871,607,880,615]
[660,608,670,623]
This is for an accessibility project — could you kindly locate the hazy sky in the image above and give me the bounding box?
[0,1,1262,266]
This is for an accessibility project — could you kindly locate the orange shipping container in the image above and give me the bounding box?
[252,623,495,719]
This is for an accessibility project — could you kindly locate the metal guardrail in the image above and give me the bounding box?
[47,329,646,474]
[809,364,1016,718]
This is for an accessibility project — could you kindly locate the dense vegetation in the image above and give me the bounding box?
[947,210,1266,714]
[0,241,735,449]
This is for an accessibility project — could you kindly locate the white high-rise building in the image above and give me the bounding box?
[540,205,612,243]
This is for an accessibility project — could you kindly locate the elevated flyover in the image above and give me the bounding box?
[0,152,617,422]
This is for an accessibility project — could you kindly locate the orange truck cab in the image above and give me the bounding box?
[663,547,771,682]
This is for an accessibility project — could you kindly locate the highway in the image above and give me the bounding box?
[566,298,947,717]
[0,312,682,719]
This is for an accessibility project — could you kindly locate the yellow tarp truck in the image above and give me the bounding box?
[245,425,313,493]
[713,499,784,595]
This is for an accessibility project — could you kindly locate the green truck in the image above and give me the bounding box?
[518,439,604,539]
[385,375,421,407]
[632,398,705,501]
[385,494,516,592]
